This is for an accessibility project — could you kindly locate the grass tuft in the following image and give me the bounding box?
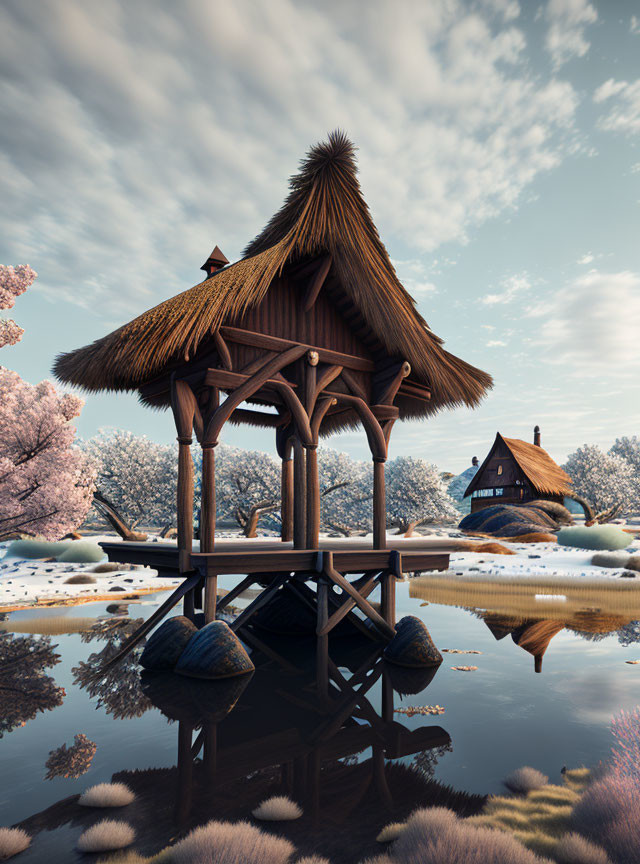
[390,806,553,863]
[503,767,549,795]
[252,796,302,821]
[376,823,406,843]
[0,827,31,860]
[554,832,612,864]
[78,783,135,808]
[169,819,295,863]
[76,820,135,852]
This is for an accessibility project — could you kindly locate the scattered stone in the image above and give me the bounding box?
[175,620,255,679]
[93,562,125,573]
[626,555,640,572]
[140,616,197,671]
[591,552,630,569]
[442,649,482,654]
[63,574,97,585]
[528,554,541,559]
[394,705,445,717]
[384,616,443,668]
[123,578,134,583]
[621,571,636,579]
[108,586,126,592]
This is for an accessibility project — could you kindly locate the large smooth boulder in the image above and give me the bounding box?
[140,616,197,671]
[175,620,255,679]
[384,616,443,668]
[459,504,558,538]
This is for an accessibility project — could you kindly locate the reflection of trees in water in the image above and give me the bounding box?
[44,732,97,780]
[412,742,452,778]
[72,618,152,720]
[0,632,64,737]
[617,621,640,646]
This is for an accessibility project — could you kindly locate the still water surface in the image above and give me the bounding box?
[1,575,640,861]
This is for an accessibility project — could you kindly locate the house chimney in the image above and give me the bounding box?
[200,245,229,278]
[533,425,541,447]
[472,456,479,466]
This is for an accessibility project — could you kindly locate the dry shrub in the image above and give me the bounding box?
[510,533,557,544]
[391,807,553,863]
[376,823,406,843]
[466,542,516,555]
[554,832,612,864]
[0,827,30,859]
[64,574,97,584]
[252,796,302,821]
[93,562,126,573]
[169,820,295,864]
[571,773,639,838]
[97,854,148,864]
[79,783,135,808]
[503,767,549,795]
[602,809,640,864]
[358,858,394,864]
[76,820,135,852]
[295,858,330,864]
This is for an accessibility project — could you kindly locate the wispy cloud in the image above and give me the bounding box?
[479,273,531,305]
[594,78,640,135]
[0,0,579,318]
[577,251,595,264]
[486,339,507,347]
[543,0,598,69]
[525,270,640,375]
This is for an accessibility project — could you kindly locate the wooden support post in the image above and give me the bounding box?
[373,458,386,550]
[293,437,307,548]
[281,453,294,542]
[203,723,217,781]
[171,376,197,621]
[201,444,217,623]
[316,576,329,699]
[175,721,193,826]
[306,445,320,548]
[381,668,394,724]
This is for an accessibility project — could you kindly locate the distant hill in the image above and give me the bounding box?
[448,464,479,515]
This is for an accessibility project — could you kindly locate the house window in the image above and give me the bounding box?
[497,464,503,475]
[495,488,503,496]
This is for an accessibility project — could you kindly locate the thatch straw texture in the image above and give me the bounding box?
[53,132,491,424]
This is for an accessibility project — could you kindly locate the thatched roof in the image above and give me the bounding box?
[53,132,491,424]
[464,433,572,497]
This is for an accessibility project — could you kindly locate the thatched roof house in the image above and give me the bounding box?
[53,132,491,434]
[464,427,572,512]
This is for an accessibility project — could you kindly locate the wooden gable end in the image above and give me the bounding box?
[466,435,532,497]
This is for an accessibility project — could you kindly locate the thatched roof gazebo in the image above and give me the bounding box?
[54,132,491,663]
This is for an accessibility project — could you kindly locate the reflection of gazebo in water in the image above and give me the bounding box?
[54,132,491,659]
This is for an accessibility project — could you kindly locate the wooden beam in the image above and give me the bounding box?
[340,368,368,402]
[373,459,386,550]
[203,367,298,392]
[398,381,431,401]
[324,390,387,461]
[271,382,313,447]
[374,361,411,404]
[220,326,374,373]
[314,365,343,404]
[230,574,290,633]
[303,255,332,311]
[323,552,396,641]
[317,573,379,636]
[204,345,307,445]
[293,437,306,549]
[213,331,233,370]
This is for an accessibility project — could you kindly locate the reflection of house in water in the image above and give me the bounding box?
[410,574,640,674]
[464,427,572,512]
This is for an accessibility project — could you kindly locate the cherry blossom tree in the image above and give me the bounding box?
[563,444,640,522]
[0,264,36,348]
[386,456,459,535]
[0,369,95,540]
[84,430,178,535]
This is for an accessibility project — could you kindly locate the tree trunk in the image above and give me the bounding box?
[564,493,595,523]
[243,502,280,538]
[92,491,147,542]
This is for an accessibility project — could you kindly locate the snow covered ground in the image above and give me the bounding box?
[1,527,639,610]
[0,535,182,610]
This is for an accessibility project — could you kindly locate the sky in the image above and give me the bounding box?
[1,0,639,474]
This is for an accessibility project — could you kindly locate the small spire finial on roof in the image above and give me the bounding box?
[534,425,541,447]
[200,245,229,278]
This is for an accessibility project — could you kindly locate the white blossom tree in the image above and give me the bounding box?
[610,437,640,477]
[320,451,372,536]
[84,430,178,535]
[214,444,281,537]
[386,456,459,535]
[563,444,640,522]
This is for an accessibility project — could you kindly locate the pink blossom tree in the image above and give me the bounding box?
[0,370,96,539]
[0,265,95,539]
[0,264,36,348]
